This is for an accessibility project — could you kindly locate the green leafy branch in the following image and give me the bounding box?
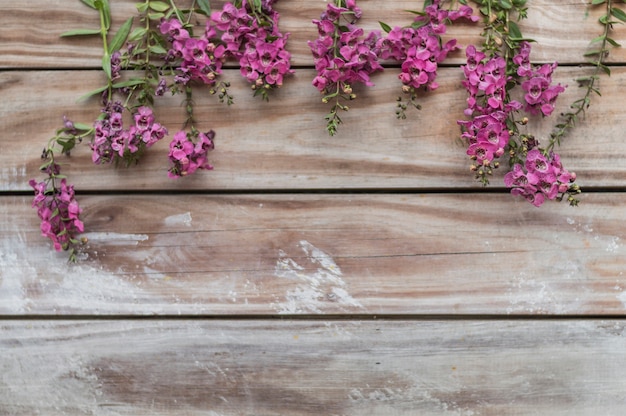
[548,0,625,152]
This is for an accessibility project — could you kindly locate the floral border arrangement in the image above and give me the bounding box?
[29,0,622,260]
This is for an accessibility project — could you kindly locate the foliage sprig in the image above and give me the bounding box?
[457,0,583,207]
[549,0,626,152]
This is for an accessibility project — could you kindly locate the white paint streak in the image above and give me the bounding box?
[81,232,149,244]
[0,165,26,190]
[164,212,193,227]
[349,386,476,415]
[606,236,621,253]
[0,231,147,314]
[616,291,626,310]
[272,240,362,314]
[506,270,581,315]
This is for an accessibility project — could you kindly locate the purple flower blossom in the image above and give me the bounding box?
[308,1,383,95]
[168,130,215,178]
[504,149,576,207]
[512,41,566,117]
[110,51,122,80]
[160,18,224,86]
[211,1,293,95]
[29,177,84,251]
[459,47,519,160]
[379,1,476,93]
[90,102,167,165]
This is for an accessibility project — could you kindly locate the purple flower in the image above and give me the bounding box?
[168,130,215,178]
[29,176,84,251]
[211,1,293,94]
[91,102,167,165]
[161,17,224,86]
[505,150,577,207]
[309,3,382,95]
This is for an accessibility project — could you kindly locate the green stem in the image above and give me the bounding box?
[168,0,185,24]
[98,5,114,102]
[184,85,195,129]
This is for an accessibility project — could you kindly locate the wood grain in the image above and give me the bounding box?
[1,0,625,68]
[3,1,626,412]
[3,66,626,191]
[3,319,626,415]
[3,193,625,315]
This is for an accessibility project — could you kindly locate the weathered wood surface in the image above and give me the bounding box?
[2,0,625,68]
[3,0,626,413]
[3,66,626,191]
[3,319,626,415]
[2,193,625,315]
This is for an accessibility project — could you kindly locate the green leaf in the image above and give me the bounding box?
[102,53,112,80]
[148,1,170,12]
[379,21,393,33]
[136,2,149,13]
[589,35,607,44]
[148,12,165,21]
[111,79,145,88]
[611,7,626,22]
[149,44,167,54]
[508,21,523,39]
[128,27,148,42]
[80,0,97,8]
[606,36,621,47]
[583,49,604,56]
[499,0,513,9]
[197,0,212,16]
[60,28,102,37]
[108,17,133,53]
[73,122,93,131]
[77,85,107,102]
[592,0,606,4]
[403,9,426,16]
[600,63,611,76]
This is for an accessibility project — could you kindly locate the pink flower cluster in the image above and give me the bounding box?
[91,102,167,165]
[168,130,215,178]
[514,41,566,117]
[504,149,577,207]
[379,1,477,91]
[160,18,224,85]
[459,39,575,206]
[211,0,293,92]
[458,45,522,168]
[29,173,84,252]
[309,0,383,95]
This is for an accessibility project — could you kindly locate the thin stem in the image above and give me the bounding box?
[98,6,114,102]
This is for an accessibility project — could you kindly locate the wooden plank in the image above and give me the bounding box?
[2,193,625,315]
[3,66,626,191]
[1,0,625,68]
[3,319,626,414]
